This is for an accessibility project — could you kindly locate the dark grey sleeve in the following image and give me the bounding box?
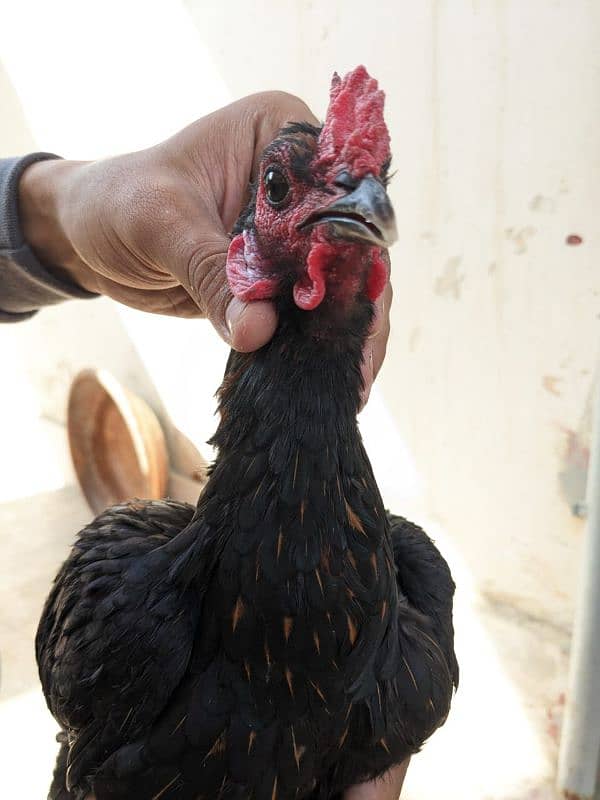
[0,153,97,322]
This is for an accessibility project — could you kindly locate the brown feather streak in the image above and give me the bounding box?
[151,773,181,800]
[232,596,245,632]
[310,680,327,704]
[339,727,350,748]
[170,714,187,736]
[313,631,321,654]
[347,613,358,645]
[402,655,419,692]
[285,667,294,697]
[291,726,304,770]
[315,568,324,596]
[344,499,366,534]
[204,732,226,762]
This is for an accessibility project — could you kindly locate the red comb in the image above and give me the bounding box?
[314,65,390,179]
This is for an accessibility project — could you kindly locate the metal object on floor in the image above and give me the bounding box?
[68,368,207,514]
[557,377,600,800]
[68,369,169,513]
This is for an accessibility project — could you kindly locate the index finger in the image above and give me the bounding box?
[251,91,320,178]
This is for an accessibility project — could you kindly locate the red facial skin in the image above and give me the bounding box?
[227,161,387,312]
[226,66,391,316]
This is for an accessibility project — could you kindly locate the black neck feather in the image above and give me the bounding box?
[210,300,373,460]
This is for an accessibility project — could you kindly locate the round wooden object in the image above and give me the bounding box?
[68,369,169,515]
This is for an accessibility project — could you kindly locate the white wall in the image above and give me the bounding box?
[2,0,598,627]
[186,0,600,630]
[2,2,599,795]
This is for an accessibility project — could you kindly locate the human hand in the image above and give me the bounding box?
[344,759,409,800]
[18,92,392,400]
[361,273,392,409]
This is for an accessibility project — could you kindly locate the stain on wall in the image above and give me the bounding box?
[434,256,464,299]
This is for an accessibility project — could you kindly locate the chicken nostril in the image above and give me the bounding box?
[333,171,358,191]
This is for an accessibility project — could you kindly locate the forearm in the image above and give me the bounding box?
[343,760,410,800]
[0,154,95,321]
[19,158,81,278]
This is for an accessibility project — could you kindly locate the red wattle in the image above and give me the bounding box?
[293,275,325,310]
[293,241,333,310]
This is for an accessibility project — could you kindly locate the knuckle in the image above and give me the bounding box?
[186,245,229,321]
[258,90,316,126]
[119,175,180,245]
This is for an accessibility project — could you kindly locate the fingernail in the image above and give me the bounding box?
[224,299,278,353]
[225,297,245,339]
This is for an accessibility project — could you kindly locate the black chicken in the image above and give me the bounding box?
[37,66,458,800]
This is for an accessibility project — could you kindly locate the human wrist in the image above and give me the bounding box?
[18,159,87,287]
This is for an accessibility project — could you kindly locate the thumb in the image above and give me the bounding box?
[225,297,278,353]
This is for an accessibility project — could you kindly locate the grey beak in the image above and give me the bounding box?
[298,175,397,247]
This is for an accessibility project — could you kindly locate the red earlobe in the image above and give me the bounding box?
[226,231,279,301]
[365,249,388,301]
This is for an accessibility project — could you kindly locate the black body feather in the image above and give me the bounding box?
[37,316,457,799]
[37,125,458,799]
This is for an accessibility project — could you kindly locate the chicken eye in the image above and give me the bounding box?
[264,168,290,206]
